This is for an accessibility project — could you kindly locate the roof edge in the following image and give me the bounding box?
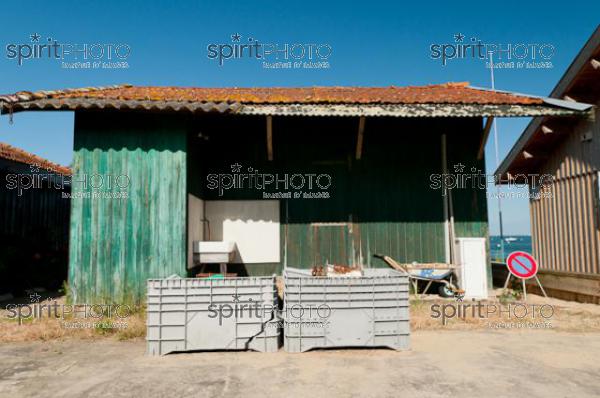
[0,142,71,175]
[0,98,592,118]
[495,25,600,179]
[551,25,600,98]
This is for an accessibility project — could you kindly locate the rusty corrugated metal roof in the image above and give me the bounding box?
[0,142,71,175]
[1,83,591,119]
[0,82,545,105]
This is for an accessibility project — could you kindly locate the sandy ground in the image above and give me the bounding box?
[3,291,600,343]
[2,292,600,397]
[0,330,599,398]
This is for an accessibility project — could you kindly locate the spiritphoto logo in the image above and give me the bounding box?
[64,172,131,200]
[429,163,554,199]
[5,162,70,196]
[207,293,331,328]
[207,33,332,69]
[430,33,555,69]
[206,163,332,199]
[5,295,133,329]
[5,33,131,69]
[430,302,554,328]
[5,165,131,199]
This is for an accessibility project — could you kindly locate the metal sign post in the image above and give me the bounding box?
[504,251,547,299]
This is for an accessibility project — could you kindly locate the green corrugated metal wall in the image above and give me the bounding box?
[68,112,187,303]
[68,111,488,301]
[283,116,487,268]
[193,114,488,273]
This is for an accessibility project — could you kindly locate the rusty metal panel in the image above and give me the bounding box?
[0,83,547,106]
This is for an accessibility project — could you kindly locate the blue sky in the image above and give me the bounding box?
[1,0,598,235]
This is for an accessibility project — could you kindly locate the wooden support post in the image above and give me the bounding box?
[477,116,494,160]
[266,116,273,161]
[355,116,366,160]
[534,276,548,298]
[503,273,511,289]
[423,280,433,295]
[442,134,450,264]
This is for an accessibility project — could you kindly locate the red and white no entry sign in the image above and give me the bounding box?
[506,251,538,279]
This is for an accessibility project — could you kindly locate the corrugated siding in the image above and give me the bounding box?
[0,164,70,247]
[194,114,487,271]
[531,172,599,274]
[531,108,600,275]
[0,162,70,293]
[69,112,187,303]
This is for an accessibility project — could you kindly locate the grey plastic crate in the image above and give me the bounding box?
[283,267,410,352]
[147,276,279,355]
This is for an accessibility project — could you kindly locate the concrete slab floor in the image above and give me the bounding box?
[0,330,599,398]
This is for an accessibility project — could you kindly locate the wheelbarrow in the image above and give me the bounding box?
[374,254,461,298]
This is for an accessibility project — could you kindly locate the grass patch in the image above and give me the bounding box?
[0,296,147,343]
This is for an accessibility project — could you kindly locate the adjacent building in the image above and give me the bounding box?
[0,142,71,296]
[496,26,600,303]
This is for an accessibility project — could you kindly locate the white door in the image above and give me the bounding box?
[455,238,488,299]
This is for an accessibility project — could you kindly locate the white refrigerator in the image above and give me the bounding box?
[454,237,488,299]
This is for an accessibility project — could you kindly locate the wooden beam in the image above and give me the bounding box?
[591,58,600,70]
[526,270,600,303]
[541,125,553,134]
[522,150,550,160]
[355,116,366,160]
[477,116,494,160]
[266,116,273,161]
